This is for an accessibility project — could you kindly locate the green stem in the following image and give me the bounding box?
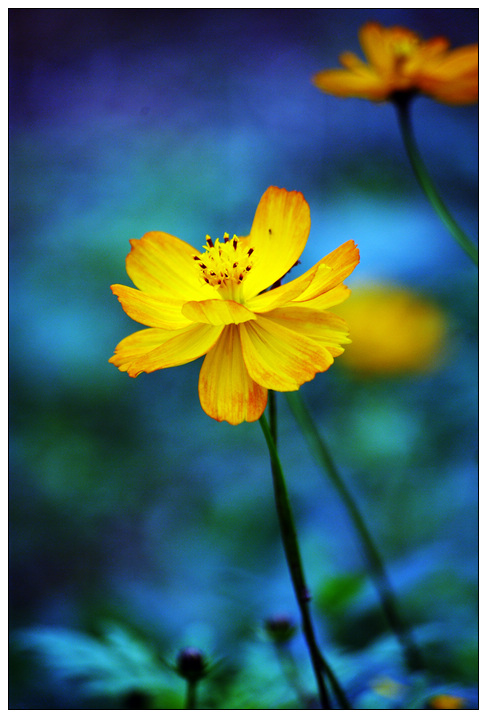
[286,392,423,674]
[394,97,478,266]
[273,642,309,706]
[259,410,350,709]
[185,681,197,709]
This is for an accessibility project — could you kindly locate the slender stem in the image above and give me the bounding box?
[185,681,197,710]
[269,388,278,448]
[394,97,478,266]
[259,411,350,709]
[273,643,309,706]
[286,391,423,674]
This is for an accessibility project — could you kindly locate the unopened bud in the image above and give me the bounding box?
[264,614,297,644]
[176,647,207,683]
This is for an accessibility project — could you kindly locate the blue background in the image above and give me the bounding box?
[9,8,478,709]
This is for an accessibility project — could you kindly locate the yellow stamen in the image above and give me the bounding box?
[193,234,254,301]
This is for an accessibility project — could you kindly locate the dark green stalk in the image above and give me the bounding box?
[394,97,478,266]
[185,681,197,710]
[259,410,350,709]
[286,391,423,673]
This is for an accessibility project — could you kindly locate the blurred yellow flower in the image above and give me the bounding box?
[110,187,359,424]
[427,694,466,709]
[335,284,446,375]
[312,22,478,105]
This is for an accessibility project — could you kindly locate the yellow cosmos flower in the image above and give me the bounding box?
[312,21,478,105]
[109,187,359,424]
[335,283,446,375]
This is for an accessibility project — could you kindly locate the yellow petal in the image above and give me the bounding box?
[109,327,172,372]
[266,307,351,355]
[239,316,335,392]
[182,298,256,325]
[198,325,268,424]
[418,44,478,103]
[126,231,217,301]
[245,263,318,313]
[293,283,351,310]
[359,22,397,74]
[313,68,390,101]
[246,240,358,314]
[111,284,192,329]
[291,240,360,303]
[110,323,223,377]
[242,187,311,300]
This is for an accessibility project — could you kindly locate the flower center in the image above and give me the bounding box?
[389,29,420,61]
[193,234,254,301]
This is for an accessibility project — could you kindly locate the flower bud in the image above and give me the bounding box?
[264,614,297,644]
[176,647,207,683]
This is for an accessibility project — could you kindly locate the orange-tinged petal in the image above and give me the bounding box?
[406,35,450,68]
[247,240,358,313]
[292,282,351,310]
[245,262,319,314]
[111,284,192,329]
[110,323,223,377]
[418,44,478,103]
[240,316,335,392]
[359,22,398,74]
[126,231,217,301]
[242,187,311,300]
[312,68,390,101]
[198,325,268,424]
[109,327,174,372]
[182,298,256,325]
[291,240,360,303]
[265,306,350,358]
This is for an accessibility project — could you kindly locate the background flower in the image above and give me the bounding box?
[312,21,478,104]
[334,283,447,375]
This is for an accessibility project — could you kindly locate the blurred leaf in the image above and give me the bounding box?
[315,572,366,617]
[15,622,179,704]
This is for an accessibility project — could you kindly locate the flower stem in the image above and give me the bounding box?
[259,409,350,709]
[185,681,197,709]
[394,97,478,266]
[286,391,423,674]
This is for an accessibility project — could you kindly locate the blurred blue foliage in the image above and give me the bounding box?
[9,8,477,708]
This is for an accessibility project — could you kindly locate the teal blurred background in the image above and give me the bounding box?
[10,9,478,709]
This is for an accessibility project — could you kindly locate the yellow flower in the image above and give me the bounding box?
[335,283,446,375]
[427,694,466,710]
[109,187,359,424]
[312,21,478,105]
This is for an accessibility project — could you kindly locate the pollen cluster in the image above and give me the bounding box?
[193,234,254,291]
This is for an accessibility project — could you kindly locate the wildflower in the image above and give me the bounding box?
[335,283,446,375]
[110,187,359,424]
[427,694,466,709]
[312,22,478,105]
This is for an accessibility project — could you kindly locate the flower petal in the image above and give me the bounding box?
[291,240,360,303]
[110,323,223,377]
[241,187,311,300]
[239,316,335,392]
[198,325,268,424]
[264,306,351,357]
[126,231,217,301]
[291,282,352,310]
[182,298,256,325]
[313,67,390,101]
[418,44,478,103]
[246,240,358,314]
[111,284,192,329]
[359,22,397,74]
[245,264,318,313]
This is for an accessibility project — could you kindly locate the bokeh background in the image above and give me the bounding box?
[9,8,478,709]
